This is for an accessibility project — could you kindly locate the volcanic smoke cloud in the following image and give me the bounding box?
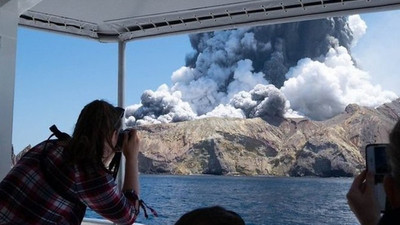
[125,15,398,126]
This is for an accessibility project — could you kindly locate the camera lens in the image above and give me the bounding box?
[116,129,132,149]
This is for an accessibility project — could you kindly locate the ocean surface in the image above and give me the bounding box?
[86,175,358,225]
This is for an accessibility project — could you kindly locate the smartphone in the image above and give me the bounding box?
[365,143,390,213]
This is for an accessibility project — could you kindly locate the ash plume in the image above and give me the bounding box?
[126,15,397,125]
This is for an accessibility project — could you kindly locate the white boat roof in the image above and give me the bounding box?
[19,0,400,42]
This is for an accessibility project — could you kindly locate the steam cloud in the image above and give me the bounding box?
[126,15,398,126]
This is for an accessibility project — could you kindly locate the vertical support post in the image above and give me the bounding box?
[0,0,18,180]
[116,41,126,191]
[118,41,126,108]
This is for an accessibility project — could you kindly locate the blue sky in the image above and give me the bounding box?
[352,10,400,95]
[12,10,400,153]
[13,29,191,152]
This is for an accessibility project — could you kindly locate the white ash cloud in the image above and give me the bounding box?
[348,15,367,47]
[125,16,397,125]
[281,46,397,121]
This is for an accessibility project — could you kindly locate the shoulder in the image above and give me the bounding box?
[12,141,50,166]
[22,140,63,156]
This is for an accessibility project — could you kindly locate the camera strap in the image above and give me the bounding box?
[40,125,78,204]
[108,152,121,180]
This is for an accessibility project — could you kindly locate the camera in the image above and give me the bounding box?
[116,129,132,149]
[365,143,390,213]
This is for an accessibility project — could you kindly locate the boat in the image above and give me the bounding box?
[1,0,400,224]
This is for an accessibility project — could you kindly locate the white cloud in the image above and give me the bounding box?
[227,59,269,98]
[281,46,398,120]
[201,104,245,119]
[348,15,367,47]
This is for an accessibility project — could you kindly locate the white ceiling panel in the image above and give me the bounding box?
[18,0,400,42]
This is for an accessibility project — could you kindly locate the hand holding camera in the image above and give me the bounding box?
[118,129,140,161]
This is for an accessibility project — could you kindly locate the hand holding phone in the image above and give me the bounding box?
[347,171,381,225]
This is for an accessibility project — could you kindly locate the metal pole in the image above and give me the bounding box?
[0,0,18,180]
[116,41,126,192]
[118,41,126,108]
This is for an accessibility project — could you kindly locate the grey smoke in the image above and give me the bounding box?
[125,85,196,126]
[125,15,397,125]
[186,17,353,88]
[230,84,287,118]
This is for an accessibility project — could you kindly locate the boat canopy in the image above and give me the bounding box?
[18,0,400,42]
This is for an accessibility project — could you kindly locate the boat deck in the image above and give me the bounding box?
[81,218,145,225]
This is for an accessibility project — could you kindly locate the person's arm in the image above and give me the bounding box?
[75,167,138,225]
[122,129,140,204]
[120,129,158,219]
[347,170,380,225]
[75,130,142,224]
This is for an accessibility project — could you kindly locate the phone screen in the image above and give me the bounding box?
[366,144,389,213]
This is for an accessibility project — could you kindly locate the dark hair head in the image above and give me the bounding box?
[64,100,123,168]
[175,206,245,225]
[389,119,400,187]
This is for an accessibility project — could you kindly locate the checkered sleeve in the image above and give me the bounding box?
[74,166,138,225]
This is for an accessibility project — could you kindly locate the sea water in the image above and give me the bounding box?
[86,175,358,225]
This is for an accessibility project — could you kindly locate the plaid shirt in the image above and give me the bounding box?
[0,140,138,225]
